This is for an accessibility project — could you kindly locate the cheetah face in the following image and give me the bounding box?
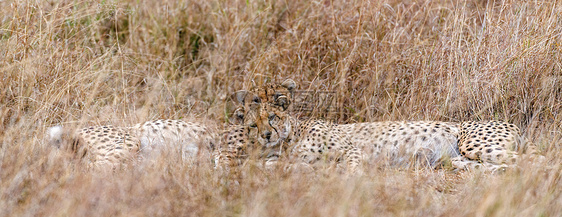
[232,89,284,147]
[231,79,296,148]
[262,104,292,144]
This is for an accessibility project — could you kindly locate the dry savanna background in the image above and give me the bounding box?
[1,0,561,216]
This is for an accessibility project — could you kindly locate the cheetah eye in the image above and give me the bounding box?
[252,97,261,104]
[275,96,289,110]
[268,113,276,121]
[249,122,257,128]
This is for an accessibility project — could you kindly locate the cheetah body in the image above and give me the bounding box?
[266,111,461,171]
[48,119,226,168]
[233,79,532,172]
[335,121,460,168]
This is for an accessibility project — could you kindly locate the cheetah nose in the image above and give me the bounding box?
[263,131,272,140]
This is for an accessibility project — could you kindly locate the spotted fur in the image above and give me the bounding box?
[47,119,218,169]
[231,79,539,172]
[47,125,140,169]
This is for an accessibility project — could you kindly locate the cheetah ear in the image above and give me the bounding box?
[281,79,296,92]
[232,90,248,104]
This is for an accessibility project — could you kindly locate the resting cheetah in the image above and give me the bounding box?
[244,102,460,172]
[232,79,535,172]
[47,119,223,169]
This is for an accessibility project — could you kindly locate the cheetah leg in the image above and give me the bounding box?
[343,146,362,174]
[215,140,247,169]
[213,148,232,169]
[478,149,519,165]
[451,156,510,173]
[283,162,316,174]
[213,127,250,170]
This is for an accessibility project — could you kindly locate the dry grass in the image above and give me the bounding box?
[1,0,561,216]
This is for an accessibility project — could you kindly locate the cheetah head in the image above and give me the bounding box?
[231,79,296,148]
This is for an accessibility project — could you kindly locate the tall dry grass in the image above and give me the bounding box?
[1,0,561,216]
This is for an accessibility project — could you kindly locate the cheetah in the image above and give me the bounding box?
[47,119,223,169]
[232,79,537,172]
[243,102,459,172]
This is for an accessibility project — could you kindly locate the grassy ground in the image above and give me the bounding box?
[1,0,561,216]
